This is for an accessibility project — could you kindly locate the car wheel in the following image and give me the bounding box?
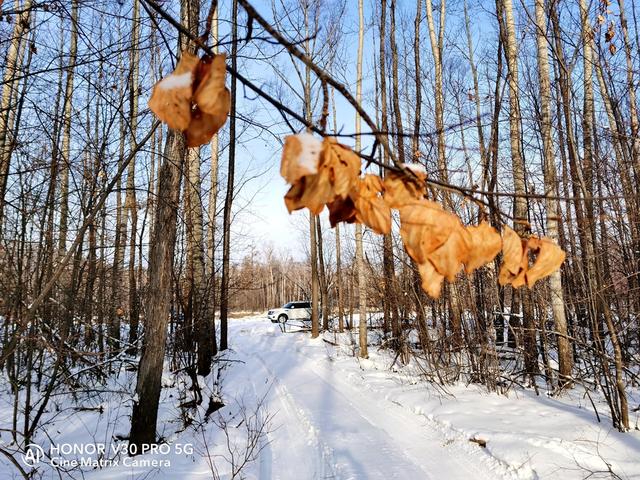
[278,314,288,323]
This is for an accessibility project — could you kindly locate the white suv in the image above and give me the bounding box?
[268,301,312,323]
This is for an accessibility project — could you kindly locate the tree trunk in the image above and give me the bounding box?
[219,0,238,351]
[58,0,79,253]
[185,147,210,374]
[0,0,32,240]
[499,0,538,381]
[316,216,329,331]
[310,211,320,338]
[533,0,572,386]
[206,4,220,357]
[130,130,185,448]
[356,0,367,358]
[335,224,344,332]
[126,0,141,352]
[378,0,399,347]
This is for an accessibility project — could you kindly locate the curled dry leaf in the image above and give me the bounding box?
[148,52,230,146]
[327,196,357,226]
[283,179,305,213]
[418,261,444,299]
[148,51,199,131]
[465,221,502,273]
[511,252,529,288]
[605,22,616,42]
[281,136,361,215]
[284,173,333,215]
[352,174,391,235]
[498,226,527,286]
[277,133,566,295]
[399,200,457,264]
[525,237,566,288]
[194,54,229,115]
[383,170,427,208]
[280,133,322,184]
[186,101,230,147]
[320,138,361,198]
[429,224,472,281]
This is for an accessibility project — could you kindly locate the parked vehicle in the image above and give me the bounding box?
[267,301,312,323]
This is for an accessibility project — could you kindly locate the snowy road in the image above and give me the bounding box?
[231,319,502,480]
[4,316,636,479]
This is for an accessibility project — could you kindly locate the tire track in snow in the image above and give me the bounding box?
[234,321,518,479]
[252,351,340,480]
[236,326,339,480]
[319,366,524,480]
[248,340,432,478]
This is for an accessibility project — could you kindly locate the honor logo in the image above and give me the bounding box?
[22,444,45,467]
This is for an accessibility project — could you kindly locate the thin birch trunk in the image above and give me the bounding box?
[500,0,538,381]
[58,0,79,253]
[379,0,399,348]
[356,0,367,358]
[534,0,572,386]
[0,0,32,240]
[207,6,219,355]
[126,0,141,351]
[219,0,238,351]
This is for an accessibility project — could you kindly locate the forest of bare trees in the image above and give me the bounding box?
[0,0,639,476]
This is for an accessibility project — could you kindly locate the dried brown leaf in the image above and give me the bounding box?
[193,54,229,116]
[352,174,391,235]
[399,201,457,264]
[498,226,527,286]
[418,261,444,299]
[605,22,616,42]
[465,221,503,273]
[428,224,472,281]
[327,196,357,226]
[185,99,230,147]
[148,51,199,131]
[525,237,566,287]
[283,179,305,213]
[302,172,335,214]
[280,133,322,184]
[383,171,427,208]
[320,138,361,198]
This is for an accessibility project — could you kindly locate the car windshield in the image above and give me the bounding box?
[283,302,294,308]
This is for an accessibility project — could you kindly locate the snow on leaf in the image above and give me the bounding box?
[401,163,428,176]
[148,51,230,145]
[281,133,322,184]
[148,50,199,131]
[158,72,193,90]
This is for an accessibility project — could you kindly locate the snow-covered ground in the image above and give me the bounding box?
[1,315,639,479]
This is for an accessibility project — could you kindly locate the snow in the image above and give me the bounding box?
[157,72,193,90]
[401,163,428,176]
[292,132,322,174]
[1,315,639,479]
